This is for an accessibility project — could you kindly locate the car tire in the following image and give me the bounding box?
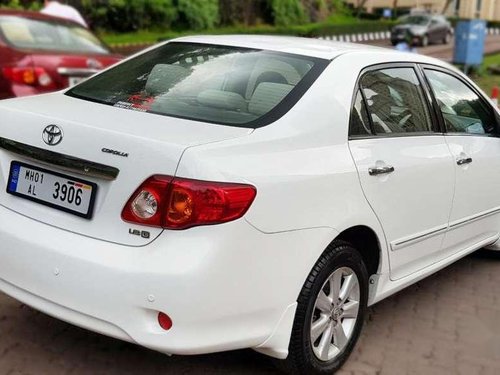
[443,32,451,44]
[279,240,368,374]
[421,35,429,47]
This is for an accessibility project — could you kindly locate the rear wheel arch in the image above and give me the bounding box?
[256,225,382,363]
[335,225,381,277]
[280,240,369,373]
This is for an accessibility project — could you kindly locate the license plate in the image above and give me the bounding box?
[7,162,97,219]
[68,76,86,86]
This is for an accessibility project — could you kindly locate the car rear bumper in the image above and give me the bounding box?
[0,203,337,357]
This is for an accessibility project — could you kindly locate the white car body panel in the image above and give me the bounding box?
[349,136,455,280]
[0,201,337,357]
[0,35,498,360]
[442,136,500,252]
[0,94,252,245]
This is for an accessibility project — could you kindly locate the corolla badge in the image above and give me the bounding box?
[42,125,63,146]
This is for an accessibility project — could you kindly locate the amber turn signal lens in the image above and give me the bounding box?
[22,69,36,85]
[167,186,194,225]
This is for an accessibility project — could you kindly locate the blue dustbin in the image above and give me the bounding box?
[453,20,487,66]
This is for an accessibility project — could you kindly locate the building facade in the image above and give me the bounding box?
[347,0,500,21]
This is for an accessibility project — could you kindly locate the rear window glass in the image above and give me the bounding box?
[0,16,109,54]
[401,15,430,25]
[66,42,328,128]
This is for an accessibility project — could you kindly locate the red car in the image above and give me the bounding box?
[0,10,121,99]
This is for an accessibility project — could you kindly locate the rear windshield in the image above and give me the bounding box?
[66,42,328,128]
[0,15,109,54]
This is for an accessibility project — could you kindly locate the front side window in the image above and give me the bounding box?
[67,42,327,128]
[425,69,497,135]
[359,67,433,135]
[0,16,108,54]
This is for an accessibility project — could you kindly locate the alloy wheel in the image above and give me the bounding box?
[310,267,360,362]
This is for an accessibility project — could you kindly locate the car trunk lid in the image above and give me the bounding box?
[29,52,121,90]
[0,93,252,246]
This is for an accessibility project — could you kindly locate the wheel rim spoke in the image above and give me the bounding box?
[342,300,359,319]
[333,321,348,348]
[339,274,357,303]
[311,314,329,343]
[315,290,332,313]
[329,270,342,301]
[318,321,334,361]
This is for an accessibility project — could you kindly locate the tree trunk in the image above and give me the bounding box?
[392,0,398,18]
[441,0,454,14]
[356,0,369,17]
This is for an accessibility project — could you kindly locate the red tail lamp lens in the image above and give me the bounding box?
[121,175,256,230]
[158,312,173,331]
[2,67,54,87]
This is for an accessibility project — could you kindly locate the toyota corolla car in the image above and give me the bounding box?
[0,35,499,374]
[391,14,452,47]
[0,10,121,99]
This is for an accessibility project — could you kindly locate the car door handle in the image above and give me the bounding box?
[368,165,395,176]
[456,157,472,166]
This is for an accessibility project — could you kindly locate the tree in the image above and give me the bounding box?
[355,0,369,17]
[270,0,308,26]
[219,0,268,26]
[177,0,219,30]
[392,0,398,18]
[301,0,329,22]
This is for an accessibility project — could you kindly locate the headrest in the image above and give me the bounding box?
[145,64,189,96]
[248,82,294,116]
[197,89,246,112]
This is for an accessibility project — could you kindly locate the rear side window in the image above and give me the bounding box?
[350,90,372,136]
[67,42,328,128]
[359,67,433,135]
[425,69,497,135]
[0,16,108,54]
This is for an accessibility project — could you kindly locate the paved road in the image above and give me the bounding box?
[2,35,500,375]
[366,34,500,62]
[1,251,500,374]
[113,35,500,61]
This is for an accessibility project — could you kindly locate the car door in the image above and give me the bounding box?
[423,66,500,253]
[348,64,455,280]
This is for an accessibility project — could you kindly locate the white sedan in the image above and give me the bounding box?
[0,35,499,374]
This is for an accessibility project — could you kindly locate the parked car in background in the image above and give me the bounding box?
[0,35,499,374]
[0,10,121,99]
[391,14,452,47]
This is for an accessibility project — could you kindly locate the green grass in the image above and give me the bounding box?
[472,53,500,95]
[99,17,396,46]
[483,53,500,67]
[99,30,172,45]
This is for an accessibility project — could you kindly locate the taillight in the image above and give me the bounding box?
[2,67,54,88]
[121,175,257,230]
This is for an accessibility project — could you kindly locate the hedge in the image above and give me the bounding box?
[154,20,397,42]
